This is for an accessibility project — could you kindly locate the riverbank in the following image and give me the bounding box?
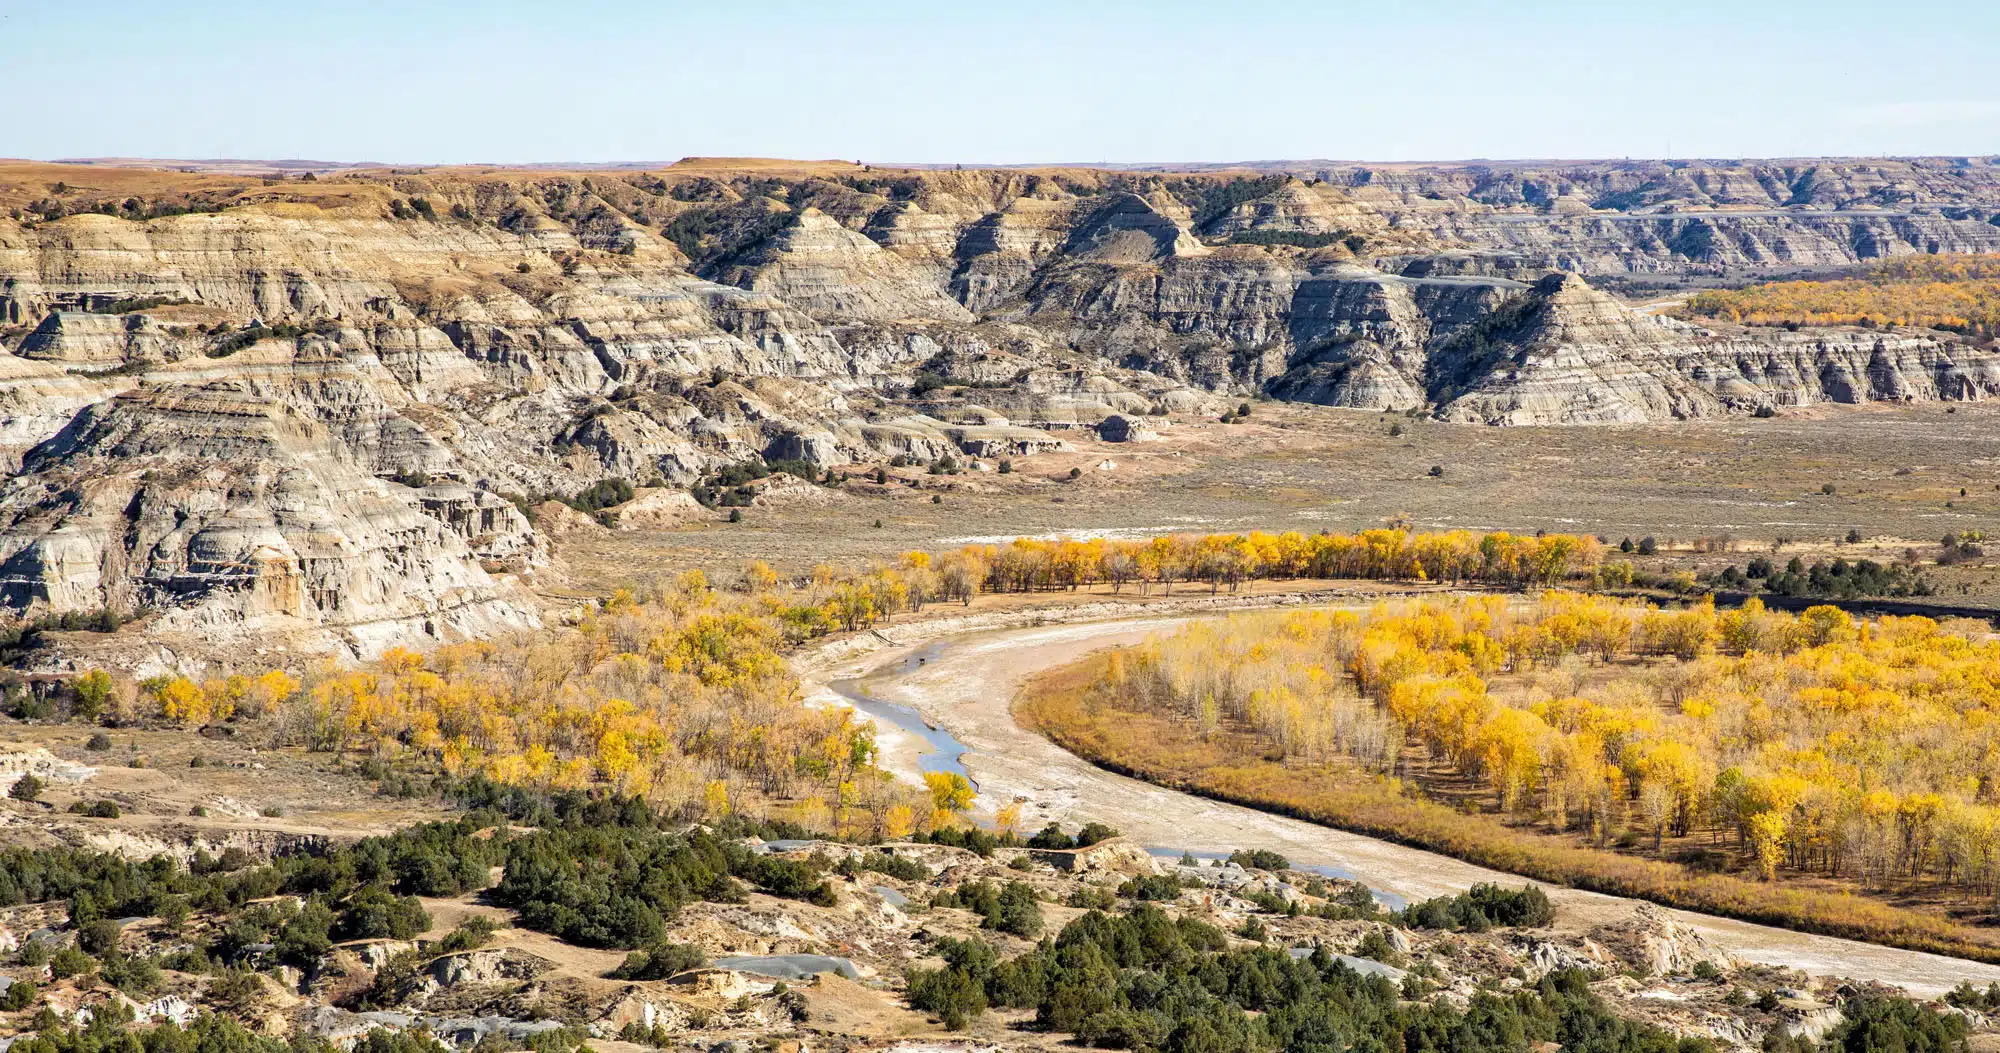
[1016,649,2000,968]
[793,583,1430,785]
[789,609,2000,992]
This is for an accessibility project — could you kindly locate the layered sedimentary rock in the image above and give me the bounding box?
[0,383,539,655]
[4,158,2000,639]
[1416,274,1984,425]
[1205,178,1384,238]
[1142,156,2000,274]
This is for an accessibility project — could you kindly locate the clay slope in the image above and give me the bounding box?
[0,382,539,656]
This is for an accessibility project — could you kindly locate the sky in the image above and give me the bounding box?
[6,0,1998,166]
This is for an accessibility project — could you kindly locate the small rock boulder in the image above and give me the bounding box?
[1095,414,1159,443]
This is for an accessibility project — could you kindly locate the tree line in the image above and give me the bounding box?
[61,529,1601,835]
[1098,592,2000,901]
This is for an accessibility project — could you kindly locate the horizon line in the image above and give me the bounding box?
[19,153,2000,175]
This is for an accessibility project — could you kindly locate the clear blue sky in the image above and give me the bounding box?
[7,0,1997,165]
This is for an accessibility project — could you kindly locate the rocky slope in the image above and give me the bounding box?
[0,811,1925,1053]
[3,159,2000,642]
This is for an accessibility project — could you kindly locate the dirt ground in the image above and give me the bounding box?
[802,609,2000,996]
[0,723,451,854]
[546,399,2000,604]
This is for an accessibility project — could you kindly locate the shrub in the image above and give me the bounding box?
[1026,823,1073,850]
[905,937,995,1029]
[208,967,265,1010]
[494,823,855,949]
[992,881,1043,938]
[78,918,123,954]
[1227,848,1290,872]
[436,915,499,954]
[1229,229,1345,249]
[1073,822,1119,847]
[1354,927,1404,967]
[608,940,707,980]
[836,851,928,882]
[85,733,112,751]
[920,825,999,856]
[1066,886,1116,911]
[567,478,635,514]
[0,978,35,1011]
[8,774,41,801]
[1398,884,1553,932]
[1825,997,1968,1053]
[1117,874,1183,901]
[1945,981,2000,1011]
[158,896,191,932]
[100,953,162,995]
[49,946,94,980]
[334,888,431,941]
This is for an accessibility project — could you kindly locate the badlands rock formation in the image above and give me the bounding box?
[2,158,1999,642]
[1,382,539,653]
[1129,156,2000,273]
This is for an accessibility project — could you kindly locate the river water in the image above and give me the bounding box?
[833,632,1404,906]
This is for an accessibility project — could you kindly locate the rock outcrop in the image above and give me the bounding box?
[0,382,539,655]
[1095,413,1158,442]
[1590,903,1740,978]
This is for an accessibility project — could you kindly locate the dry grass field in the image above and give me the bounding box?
[551,400,2000,604]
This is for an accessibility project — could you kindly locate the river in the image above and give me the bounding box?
[809,613,2000,996]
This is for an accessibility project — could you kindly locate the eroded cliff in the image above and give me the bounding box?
[3,158,1999,642]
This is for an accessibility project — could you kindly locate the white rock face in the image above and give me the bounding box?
[0,382,538,656]
[0,747,97,795]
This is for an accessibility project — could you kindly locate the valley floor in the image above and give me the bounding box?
[551,399,2000,607]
